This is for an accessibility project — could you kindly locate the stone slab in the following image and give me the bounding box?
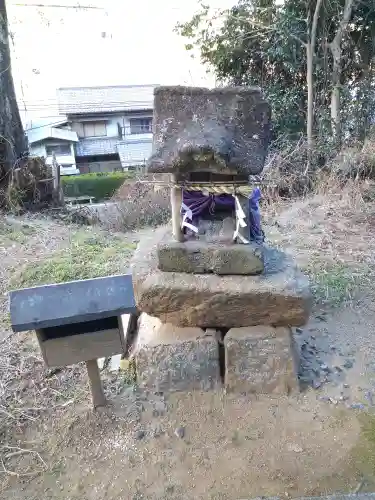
[135,313,221,392]
[197,217,235,243]
[157,236,264,275]
[224,326,299,394]
[147,86,271,176]
[131,227,312,328]
[9,274,136,332]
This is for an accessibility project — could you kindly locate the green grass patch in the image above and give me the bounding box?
[356,414,375,471]
[61,172,134,202]
[307,261,370,307]
[0,221,36,244]
[10,231,137,288]
[343,413,375,491]
[309,411,375,494]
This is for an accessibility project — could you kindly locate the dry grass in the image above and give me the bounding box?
[0,336,135,482]
[77,178,171,232]
[262,134,375,201]
[263,172,375,305]
[10,232,136,289]
[1,160,375,495]
[1,157,54,212]
[327,137,375,180]
[110,176,171,231]
[0,330,88,479]
[262,138,314,197]
[0,215,141,480]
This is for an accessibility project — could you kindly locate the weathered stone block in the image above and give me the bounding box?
[224,326,299,394]
[134,313,221,392]
[157,236,264,275]
[131,227,312,328]
[147,86,271,176]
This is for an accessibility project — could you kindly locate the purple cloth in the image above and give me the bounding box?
[249,187,263,243]
[182,190,234,216]
[181,188,264,242]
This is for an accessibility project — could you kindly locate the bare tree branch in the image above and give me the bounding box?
[311,0,323,51]
[330,0,356,48]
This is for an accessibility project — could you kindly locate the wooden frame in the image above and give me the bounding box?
[36,325,124,368]
[35,315,133,408]
[9,274,137,409]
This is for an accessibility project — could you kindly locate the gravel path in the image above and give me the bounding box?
[297,300,375,410]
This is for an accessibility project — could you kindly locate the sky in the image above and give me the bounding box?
[7,0,235,123]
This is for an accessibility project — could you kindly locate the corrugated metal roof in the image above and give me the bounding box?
[116,140,152,168]
[57,84,158,115]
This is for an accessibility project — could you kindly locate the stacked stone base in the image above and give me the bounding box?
[131,227,310,395]
[157,231,265,275]
[225,326,299,394]
[134,314,300,395]
[135,314,221,392]
[131,227,311,328]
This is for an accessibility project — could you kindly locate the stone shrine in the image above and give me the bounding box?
[131,85,311,394]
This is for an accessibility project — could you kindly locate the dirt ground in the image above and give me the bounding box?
[2,183,375,499]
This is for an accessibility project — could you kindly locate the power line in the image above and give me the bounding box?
[26,101,151,106]
[26,120,71,131]
[12,3,103,9]
[19,101,156,110]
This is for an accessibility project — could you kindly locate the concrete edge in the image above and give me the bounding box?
[247,495,375,500]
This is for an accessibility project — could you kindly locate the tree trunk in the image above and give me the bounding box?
[330,41,341,147]
[0,0,26,184]
[306,42,314,154]
[359,65,373,142]
[305,0,323,172]
[329,0,356,147]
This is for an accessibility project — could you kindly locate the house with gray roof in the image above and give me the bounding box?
[26,84,158,175]
[57,84,158,173]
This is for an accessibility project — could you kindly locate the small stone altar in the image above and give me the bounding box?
[131,85,311,394]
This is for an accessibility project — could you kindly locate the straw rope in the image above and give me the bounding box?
[178,184,254,196]
[149,180,275,196]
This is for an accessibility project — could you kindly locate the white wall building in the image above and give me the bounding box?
[26,84,158,175]
[26,119,79,176]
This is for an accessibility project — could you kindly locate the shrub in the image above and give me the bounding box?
[61,172,133,202]
[109,178,171,230]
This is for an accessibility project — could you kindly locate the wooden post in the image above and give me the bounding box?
[52,153,64,206]
[170,174,184,242]
[86,359,106,408]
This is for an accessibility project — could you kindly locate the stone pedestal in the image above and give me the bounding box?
[157,236,264,275]
[135,314,221,392]
[131,227,312,328]
[128,86,308,397]
[224,326,299,395]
